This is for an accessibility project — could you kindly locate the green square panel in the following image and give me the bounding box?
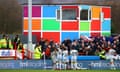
[102,32,111,36]
[42,19,60,30]
[80,22,90,31]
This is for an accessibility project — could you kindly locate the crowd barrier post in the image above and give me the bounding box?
[43,53,46,70]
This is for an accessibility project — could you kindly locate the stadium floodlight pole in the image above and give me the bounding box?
[28,0,32,51]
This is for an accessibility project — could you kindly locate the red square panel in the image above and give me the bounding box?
[102,7,111,18]
[62,6,78,9]
[24,32,41,42]
[43,32,60,42]
[91,32,101,37]
[62,21,79,30]
[62,6,79,17]
[91,20,101,31]
[32,32,41,41]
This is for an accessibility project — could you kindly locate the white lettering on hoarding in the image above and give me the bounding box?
[0,63,14,68]
[19,61,44,67]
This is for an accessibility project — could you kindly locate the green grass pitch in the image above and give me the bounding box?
[0,70,120,72]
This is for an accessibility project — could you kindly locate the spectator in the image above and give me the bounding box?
[62,38,72,54]
[39,38,45,52]
[72,40,79,51]
[13,35,21,49]
[45,45,51,59]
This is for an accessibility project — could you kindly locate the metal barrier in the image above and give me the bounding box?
[0,49,25,60]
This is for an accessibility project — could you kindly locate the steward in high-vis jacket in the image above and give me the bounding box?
[99,49,106,59]
[17,42,25,59]
[34,43,43,59]
[17,42,24,53]
[0,35,13,49]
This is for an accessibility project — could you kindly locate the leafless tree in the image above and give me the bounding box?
[0,0,22,34]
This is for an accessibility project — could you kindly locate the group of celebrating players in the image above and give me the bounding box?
[51,44,79,70]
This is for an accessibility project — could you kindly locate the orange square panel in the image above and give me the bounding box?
[92,6,100,19]
[32,19,41,30]
[23,19,41,30]
[23,19,28,30]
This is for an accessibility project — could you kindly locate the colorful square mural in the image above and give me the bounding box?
[23,5,111,42]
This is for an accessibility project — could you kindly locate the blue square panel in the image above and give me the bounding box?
[61,32,79,41]
[102,20,111,31]
[80,5,90,9]
[42,5,60,18]
[80,32,90,37]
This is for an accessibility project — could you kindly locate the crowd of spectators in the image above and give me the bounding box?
[1,34,120,60]
[38,35,120,59]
